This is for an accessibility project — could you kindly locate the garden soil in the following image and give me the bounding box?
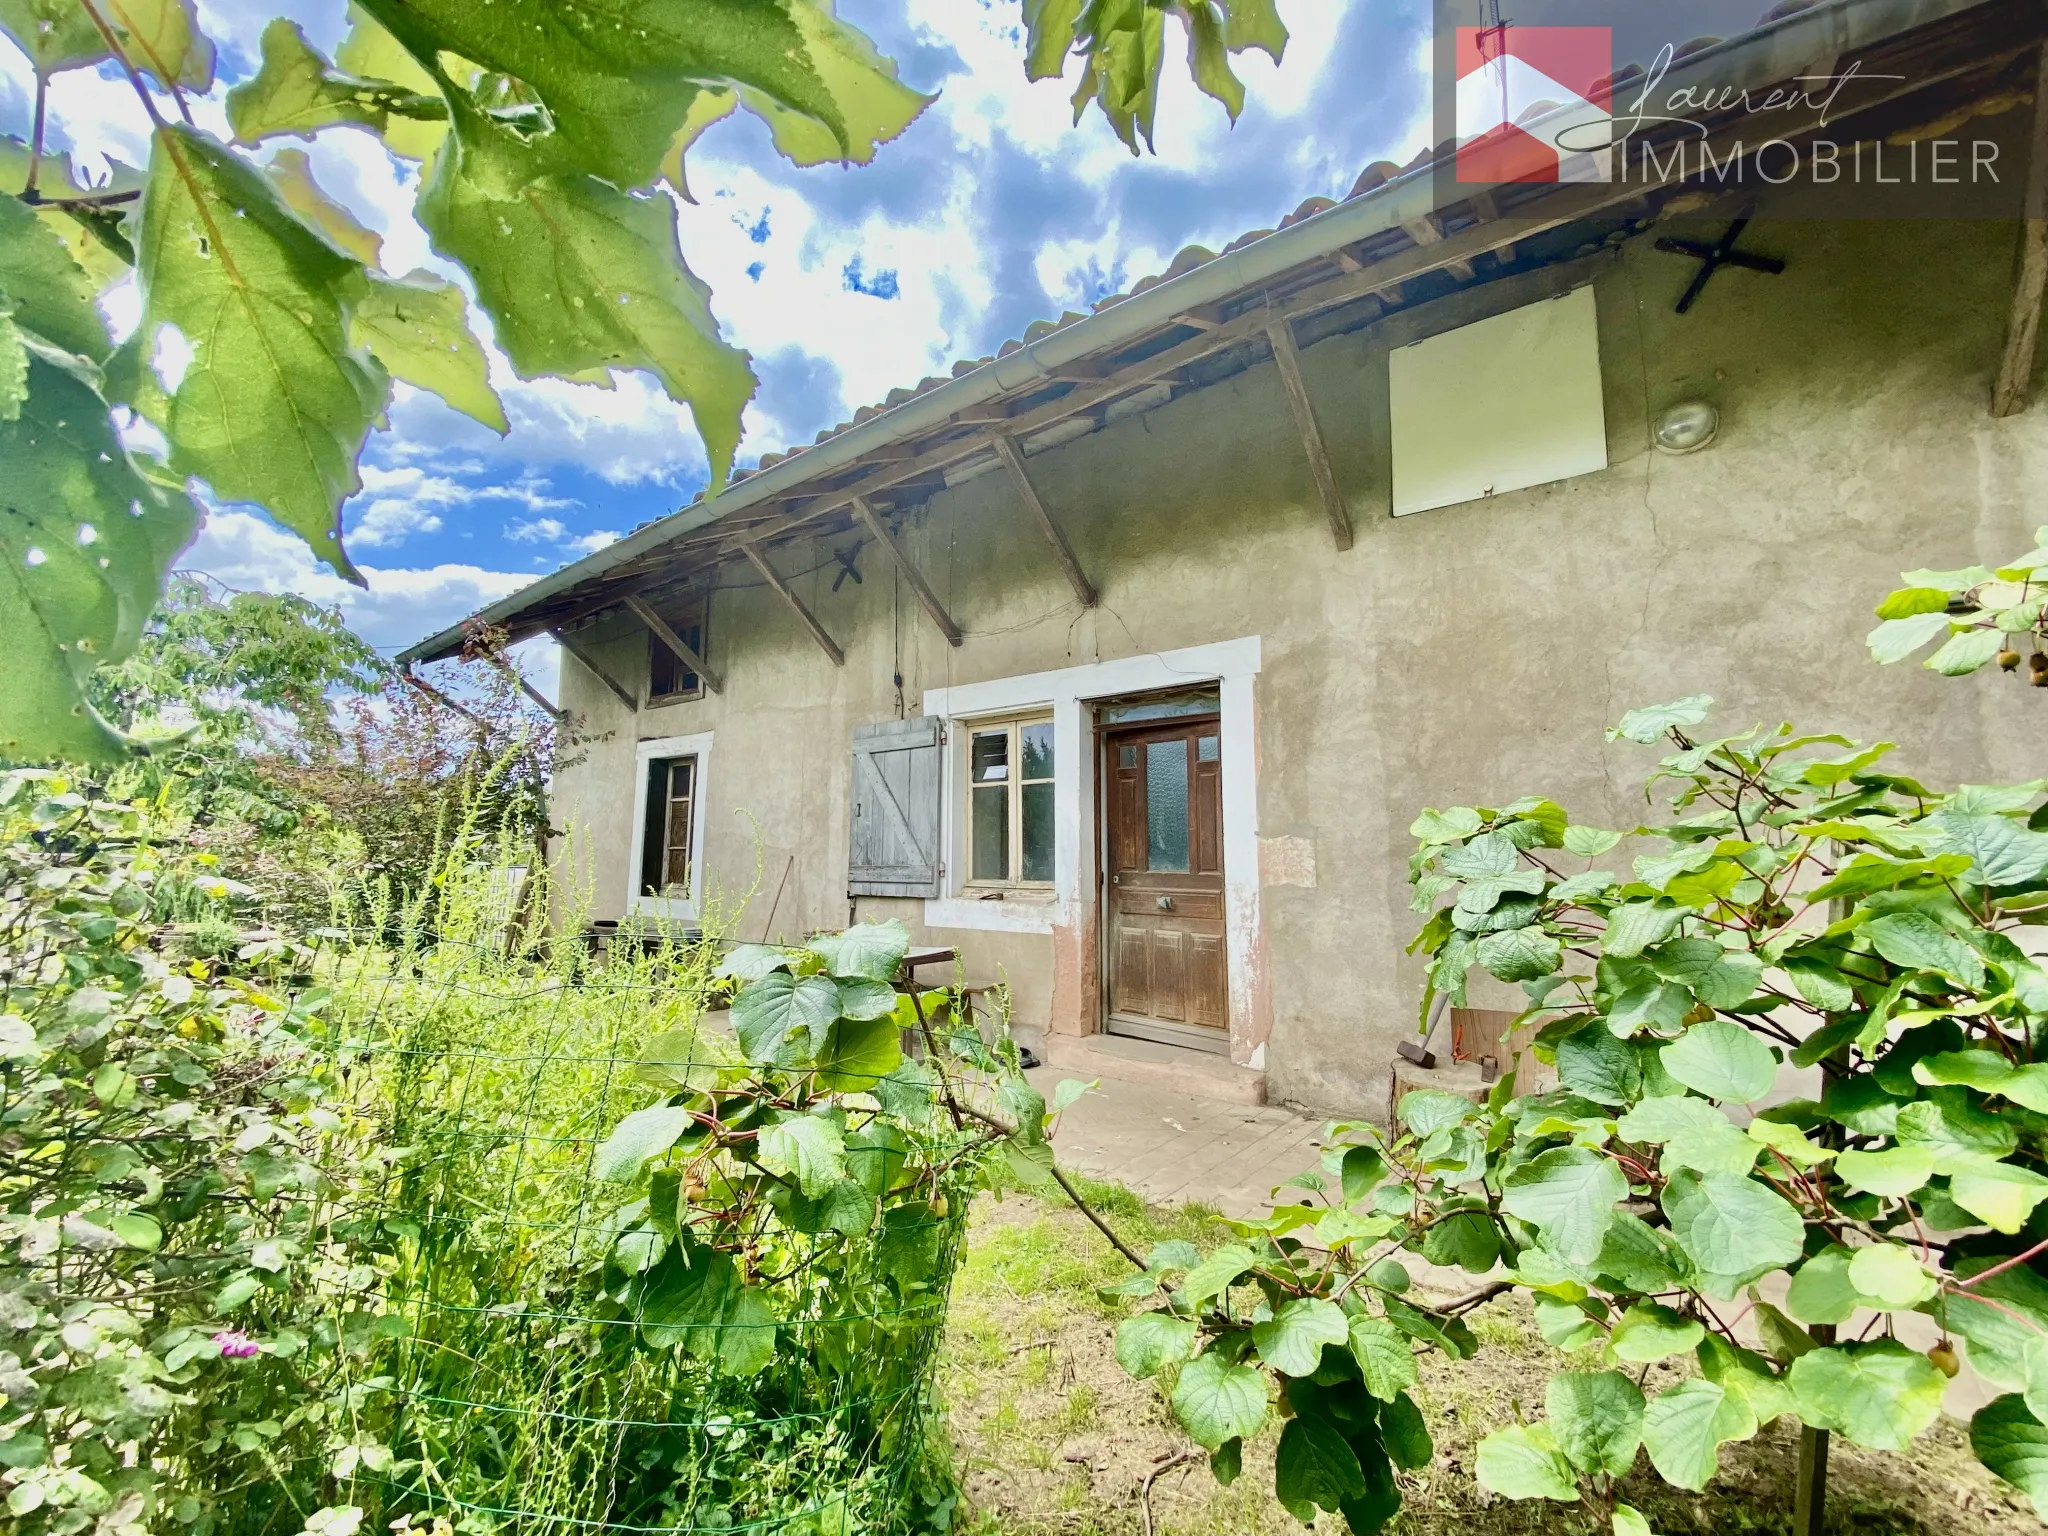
[940,1196,2038,1535]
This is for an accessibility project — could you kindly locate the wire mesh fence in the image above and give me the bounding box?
[282,929,985,1536]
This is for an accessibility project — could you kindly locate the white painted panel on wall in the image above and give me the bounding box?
[1389,284,1607,517]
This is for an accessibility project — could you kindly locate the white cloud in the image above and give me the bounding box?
[185,508,534,660]
[347,461,576,549]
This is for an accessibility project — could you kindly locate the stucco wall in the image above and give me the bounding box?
[552,213,2048,1117]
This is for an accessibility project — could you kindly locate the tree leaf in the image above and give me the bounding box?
[1564,825,1623,857]
[1556,1021,1643,1108]
[1251,1296,1348,1377]
[756,1113,846,1198]
[1476,925,1563,982]
[1182,1244,1257,1306]
[1382,1390,1433,1470]
[0,303,23,420]
[1114,1312,1196,1379]
[1501,1148,1628,1266]
[635,1021,736,1094]
[731,971,840,1065]
[1608,696,1713,744]
[1275,1414,1366,1514]
[1421,1209,1501,1273]
[811,1013,903,1093]
[1613,1506,1655,1536]
[1832,1145,1936,1199]
[1647,938,1764,1010]
[1170,1350,1267,1451]
[717,1284,777,1376]
[1475,1423,1579,1501]
[1547,1369,1645,1477]
[1972,1395,2048,1518]
[1608,1302,1704,1364]
[718,943,791,982]
[136,124,383,581]
[1412,806,1483,844]
[1867,612,1951,665]
[2,0,211,85]
[0,346,198,764]
[416,102,754,488]
[1602,902,1688,958]
[1348,1314,1419,1401]
[593,1101,691,1182]
[229,15,450,161]
[1863,912,1986,989]
[1927,626,2006,676]
[1846,1243,1937,1309]
[1948,1157,2048,1235]
[808,920,912,981]
[351,271,505,433]
[1660,1170,1804,1284]
[1920,812,2048,888]
[356,0,927,187]
[1641,1379,1755,1490]
[1660,1020,1777,1104]
[1788,1341,1945,1451]
[1785,1248,1880,1326]
[0,194,112,359]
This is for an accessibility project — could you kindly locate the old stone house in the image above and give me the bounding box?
[406,0,2048,1115]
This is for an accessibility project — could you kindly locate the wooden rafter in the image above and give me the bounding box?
[742,543,845,666]
[486,653,565,720]
[622,594,724,695]
[1994,44,2048,417]
[1263,309,1353,551]
[461,32,2025,659]
[851,497,962,646]
[992,434,1097,608]
[551,627,637,710]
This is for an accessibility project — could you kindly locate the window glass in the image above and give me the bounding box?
[648,598,707,699]
[1118,744,1137,769]
[640,755,694,897]
[1146,741,1190,873]
[1022,782,1054,883]
[1197,735,1220,763]
[1021,722,1055,781]
[972,731,1009,783]
[971,785,1008,881]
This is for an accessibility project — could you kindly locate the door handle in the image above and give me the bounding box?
[1157,896,1175,912]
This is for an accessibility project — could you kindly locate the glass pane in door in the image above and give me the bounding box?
[1145,741,1190,873]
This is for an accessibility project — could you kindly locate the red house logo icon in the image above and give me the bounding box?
[1455,26,1614,184]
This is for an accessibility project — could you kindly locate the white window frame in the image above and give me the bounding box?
[961,714,1056,893]
[628,731,714,922]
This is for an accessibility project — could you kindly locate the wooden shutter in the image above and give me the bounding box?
[848,717,944,897]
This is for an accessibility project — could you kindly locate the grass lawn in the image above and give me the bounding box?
[936,1186,2037,1535]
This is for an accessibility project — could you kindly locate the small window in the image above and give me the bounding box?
[647,596,709,703]
[639,756,696,898]
[965,717,1054,889]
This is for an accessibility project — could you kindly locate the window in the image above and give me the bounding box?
[647,595,708,703]
[965,717,1053,888]
[639,756,696,898]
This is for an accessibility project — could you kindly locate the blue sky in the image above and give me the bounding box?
[1,0,1432,682]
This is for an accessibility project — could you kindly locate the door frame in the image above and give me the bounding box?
[918,637,1267,1065]
[1096,707,1230,1055]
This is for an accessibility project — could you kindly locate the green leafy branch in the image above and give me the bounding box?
[1869,523,2048,682]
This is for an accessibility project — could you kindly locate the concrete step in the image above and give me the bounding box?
[1042,1032,1266,1105]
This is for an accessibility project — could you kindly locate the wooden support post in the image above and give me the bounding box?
[851,496,962,647]
[487,653,565,720]
[1264,310,1354,551]
[550,628,637,711]
[992,434,1098,608]
[742,543,845,666]
[1994,45,2048,418]
[399,665,485,726]
[622,594,724,694]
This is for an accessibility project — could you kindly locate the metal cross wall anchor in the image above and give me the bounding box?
[1654,213,1787,314]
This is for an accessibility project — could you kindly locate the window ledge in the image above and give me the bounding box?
[923,896,1064,935]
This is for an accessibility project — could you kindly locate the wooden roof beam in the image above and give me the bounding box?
[1264,309,1353,552]
[852,496,962,647]
[993,433,1097,608]
[1995,44,2048,417]
[742,543,845,666]
[486,653,565,721]
[552,626,637,711]
[624,594,724,695]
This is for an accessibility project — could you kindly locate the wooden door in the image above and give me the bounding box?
[1103,719,1227,1049]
